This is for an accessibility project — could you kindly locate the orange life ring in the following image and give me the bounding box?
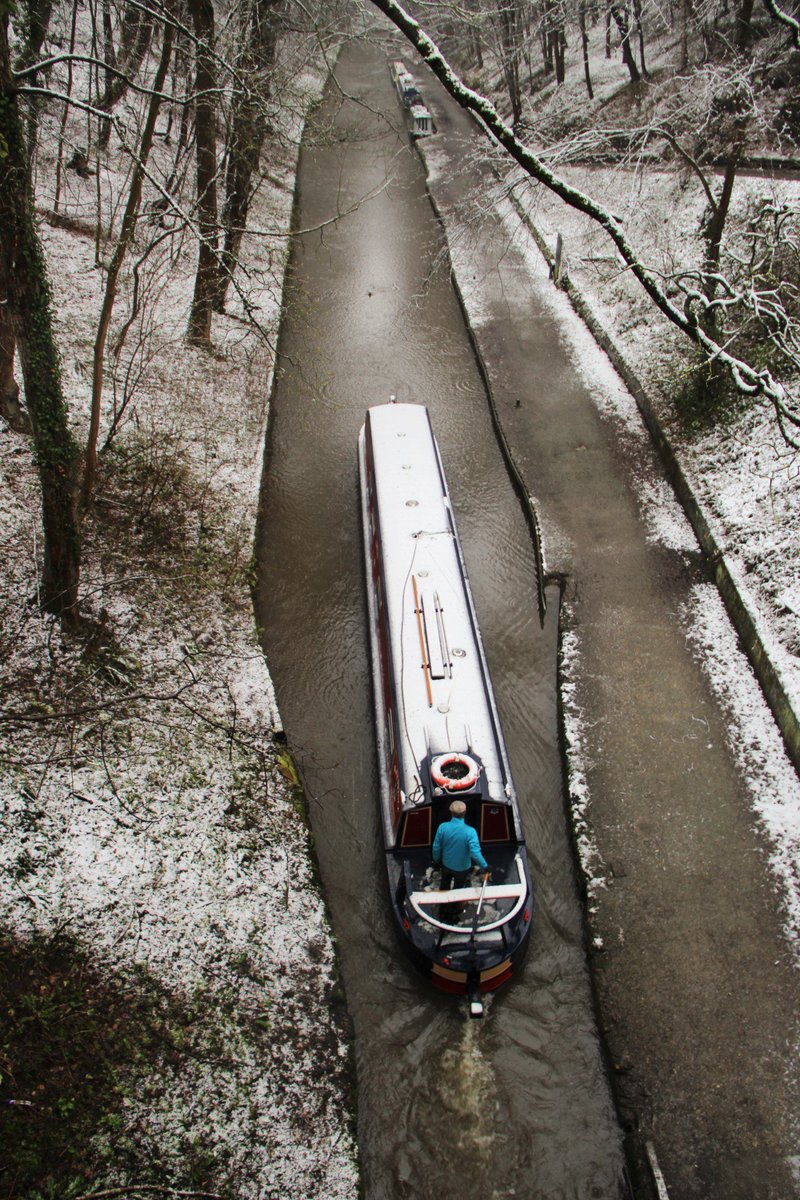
[431,753,480,791]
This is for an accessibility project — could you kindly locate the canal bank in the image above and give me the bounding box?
[413,62,800,1200]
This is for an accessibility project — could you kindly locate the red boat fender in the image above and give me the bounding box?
[431,752,480,791]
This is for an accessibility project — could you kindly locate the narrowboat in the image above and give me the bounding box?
[389,59,434,138]
[391,59,421,107]
[358,403,533,1016]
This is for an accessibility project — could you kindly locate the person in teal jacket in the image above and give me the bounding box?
[432,799,488,892]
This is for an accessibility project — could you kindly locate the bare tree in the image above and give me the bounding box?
[52,0,80,214]
[83,15,175,512]
[2,0,347,624]
[14,0,56,159]
[761,0,800,48]
[495,0,525,124]
[215,0,283,312]
[609,1,641,81]
[95,0,155,148]
[632,0,648,76]
[366,0,800,444]
[544,0,567,85]
[14,0,55,72]
[735,0,755,48]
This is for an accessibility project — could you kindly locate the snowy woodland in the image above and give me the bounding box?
[1,0,799,1194]
[0,1,361,1196]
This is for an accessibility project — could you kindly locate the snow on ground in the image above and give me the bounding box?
[558,625,607,942]
[0,30,360,1198]
[681,582,800,943]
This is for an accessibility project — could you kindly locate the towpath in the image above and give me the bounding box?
[415,69,800,1200]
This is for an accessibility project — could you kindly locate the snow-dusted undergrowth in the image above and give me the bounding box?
[0,26,359,1198]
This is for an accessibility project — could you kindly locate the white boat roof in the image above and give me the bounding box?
[365,403,513,807]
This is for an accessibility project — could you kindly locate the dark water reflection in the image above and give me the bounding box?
[254,38,623,1200]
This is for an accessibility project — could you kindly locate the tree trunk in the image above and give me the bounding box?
[736,0,755,48]
[0,302,30,433]
[0,304,16,401]
[215,108,263,312]
[98,0,117,149]
[15,0,54,71]
[697,146,741,392]
[579,0,595,98]
[187,0,219,346]
[703,145,741,300]
[472,24,483,68]
[16,0,55,155]
[632,0,649,76]
[541,25,553,72]
[553,27,567,84]
[0,15,81,619]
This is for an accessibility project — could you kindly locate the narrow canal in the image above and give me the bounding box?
[254,37,624,1200]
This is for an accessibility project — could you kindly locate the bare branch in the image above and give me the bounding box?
[15,58,225,106]
[74,1188,224,1200]
[761,0,800,48]
[650,126,718,213]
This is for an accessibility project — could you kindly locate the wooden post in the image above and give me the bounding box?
[553,233,564,286]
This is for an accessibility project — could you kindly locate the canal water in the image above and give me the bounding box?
[253,37,624,1200]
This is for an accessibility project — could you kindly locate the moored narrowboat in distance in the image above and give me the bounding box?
[358,403,533,1016]
[389,59,434,138]
[391,59,421,107]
